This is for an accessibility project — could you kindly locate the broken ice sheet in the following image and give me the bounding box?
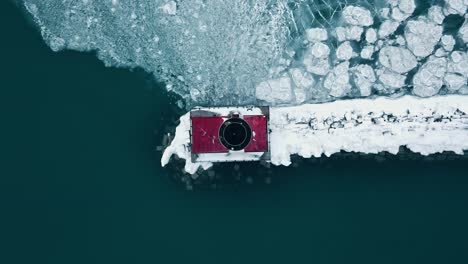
[23,0,468,107]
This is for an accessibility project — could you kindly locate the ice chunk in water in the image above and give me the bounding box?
[379,46,417,74]
[255,76,293,104]
[441,35,456,52]
[324,62,351,98]
[342,6,374,26]
[352,64,376,96]
[305,28,328,43]
[378,20,399,39]
[444,0,467,15]
[459,17,468,44]
[428,6,445,25]
[303,42,330,76]
[290,68,315,104]
[336,41,355,61]
[444,73,467,92]
[413,56,447,97]
[405,19,443,58]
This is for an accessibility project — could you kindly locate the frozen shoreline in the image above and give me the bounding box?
[162,95,468,174]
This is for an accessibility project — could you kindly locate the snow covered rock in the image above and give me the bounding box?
[303,42,330,76]
[336,41,355,61]
[413,56,447,97]
[378,46,418,74]
[305,28,328,42]
[352,64,376,96]
[255,76,293,104]
[342,6,374,26]
[324,62,351,97]
[405,19,443,58]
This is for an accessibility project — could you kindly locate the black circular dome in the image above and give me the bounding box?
[219,118,252,151]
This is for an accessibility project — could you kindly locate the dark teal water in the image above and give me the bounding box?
[1,1,468,263]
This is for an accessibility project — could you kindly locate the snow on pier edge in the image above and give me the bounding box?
[162,95,468,174]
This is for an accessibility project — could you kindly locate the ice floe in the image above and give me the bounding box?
[324,61,351,97]
[159,1,177,15]
[390,0,416,21]
[290,68,315,103]
[255,76,292,104]
[378,46,417,74]
[303,42,330,76]
[351,64,376,96]
[428,5,445,25]
[342,5,374,26]
[404,19,443,58]
[413,56,448,97]
[378,20,399,39]
[360,45,375,59]
[377,70,406,90]
[444,0,467,15]
[365,28,377,43]
[336,41,355,61]
[441,35,456,51]
[305,28,328,43]
[459,16,468,44]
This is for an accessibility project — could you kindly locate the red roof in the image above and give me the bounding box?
[191,115,268,154]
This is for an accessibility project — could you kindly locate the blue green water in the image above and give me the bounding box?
[1,1,468,263]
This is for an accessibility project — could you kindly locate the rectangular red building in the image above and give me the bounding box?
[190,106,270,163]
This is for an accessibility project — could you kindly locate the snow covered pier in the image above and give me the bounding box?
[162,95,468,174]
